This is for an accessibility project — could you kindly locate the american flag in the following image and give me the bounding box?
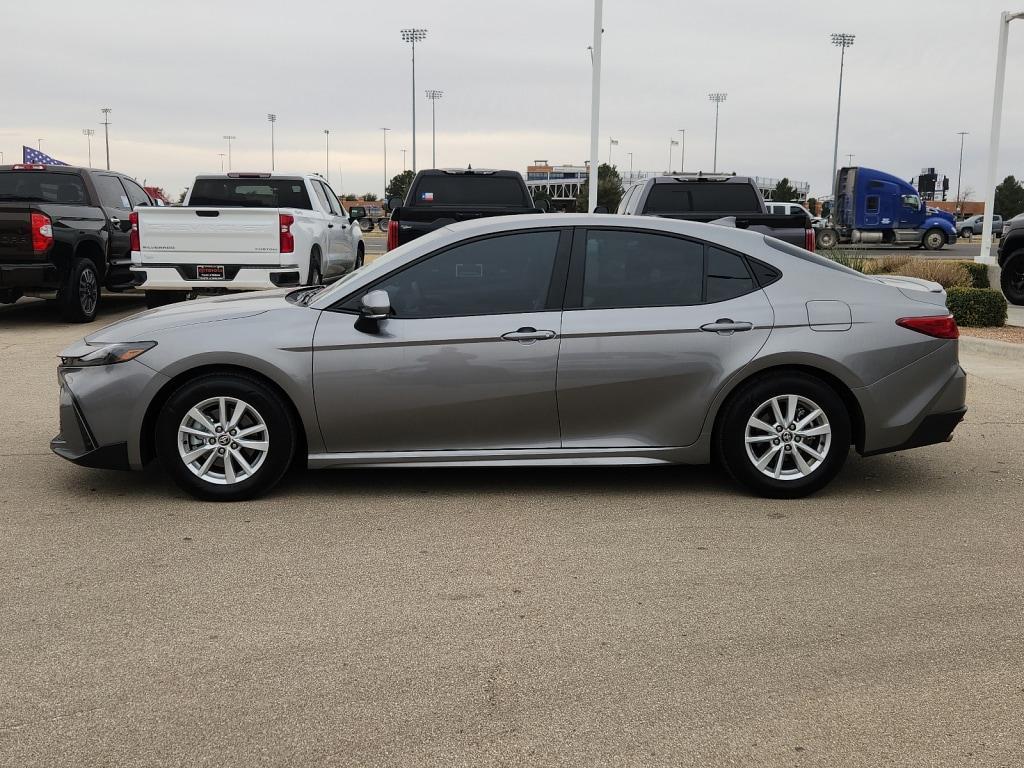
[22,145,68,166]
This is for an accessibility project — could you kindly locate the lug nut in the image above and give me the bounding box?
[784,445,792,452]
[788,423,796,430]
[775,425,783,432]
[231,442,238,449]
[207,438,216,445]
[773,438,780,445]
[215,426,223,433]
[230,429,237,436]
[217,448,225,455]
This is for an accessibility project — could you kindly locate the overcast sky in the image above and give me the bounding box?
[2,0,1022,200]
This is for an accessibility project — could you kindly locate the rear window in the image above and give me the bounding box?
[0,171,87,204]
[408,175,529,207]
[643,182,761,214]
[187,178,312,209]
[762,236,866,277]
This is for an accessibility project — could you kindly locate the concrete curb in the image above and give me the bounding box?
[959,334,1024,362]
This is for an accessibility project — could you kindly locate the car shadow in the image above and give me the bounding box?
[0,294,148,328]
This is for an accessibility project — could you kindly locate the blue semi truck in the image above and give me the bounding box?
[817,166,958,250]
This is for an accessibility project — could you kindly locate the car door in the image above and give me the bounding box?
[321,180,356,272]
[897,193,923,230]
[310,180,345,276]
[312,228,570,453]
[91,173,132,262]
[556,227,773,448]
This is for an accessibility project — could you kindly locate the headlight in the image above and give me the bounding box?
[60,341,157,367]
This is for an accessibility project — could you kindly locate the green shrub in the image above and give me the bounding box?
[958,261,990,289]
[946,287,1007,327]
[825,250,868,273]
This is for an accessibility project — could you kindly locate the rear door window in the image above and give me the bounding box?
[94,175,131,209]
[121,178,152,207]
[705,247,756,303]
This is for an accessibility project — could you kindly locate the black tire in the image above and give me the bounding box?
[377,218,389,233]
[1001,252,1024,306]
[358,218,373,233]
[145,290,188,309]
[960,228,972,239]
[308,249,323,286]
[354,243,365,270]
[714,372,851,499]
[816,228,838,249]
[155,373,297,502]
[922,228,946,251]
[58,257,101,323]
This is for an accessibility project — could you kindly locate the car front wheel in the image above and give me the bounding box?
[715,372,851,498]
[155,373,296,501]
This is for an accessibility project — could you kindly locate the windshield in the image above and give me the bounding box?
[0,171,87,204]
[408,175,530,207]
[187,178,312,209]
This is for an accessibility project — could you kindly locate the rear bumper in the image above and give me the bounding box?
[861,406,966,457]
[0,262,59,288]
[131,264,301,291]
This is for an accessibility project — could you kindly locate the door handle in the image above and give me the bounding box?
[700,319,754,334]
[328,223,334,228]
[501,327,557,342]
[109,217,120,227]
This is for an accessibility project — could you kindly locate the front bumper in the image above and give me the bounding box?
[131,265,301,291]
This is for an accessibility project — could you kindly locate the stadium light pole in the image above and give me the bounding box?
[979,11,1023,265]
[626,151,633,179]
[401,149,407,172]
[37,139,44,151]
[266,114,277,171]
[324,129,330,183]
[678,129,686,173]
[381,127,391,198]
[425,89,443,168]
[223,135,236,171]
[218,153,226,172]
[955,131,968,217]
[587,0,603,213]
[401,29,428,173]
[101,108,112,170]
[830,33,855,197]
[846,153,855,166]
[708,93,727,172]
[668,139,678,173]
[82,129,95,167]
[608,137,618,166]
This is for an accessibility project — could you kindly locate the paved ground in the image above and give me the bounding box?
[2,297,1023,767]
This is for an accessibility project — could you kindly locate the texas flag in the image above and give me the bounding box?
[22,146,68,166]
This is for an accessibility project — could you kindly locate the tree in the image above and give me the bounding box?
[176,187,189,205]
[993,175,1024,219]
[385,170,415,202]
[806,197,819,216]
[342,193,359,202]
[362,192,379,202]
[771,177,800,202]
[575,163,623,213]
[531,187,552,210]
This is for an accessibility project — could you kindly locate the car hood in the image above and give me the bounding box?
[85,289,297,343]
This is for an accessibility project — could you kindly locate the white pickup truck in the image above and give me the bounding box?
[130,172,364,307]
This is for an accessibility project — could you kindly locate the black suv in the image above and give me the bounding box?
[0,164,153,321]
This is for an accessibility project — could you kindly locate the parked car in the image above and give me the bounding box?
[53,214,966,502]
[618,174,816,250]
[958,213,1003,239]
[998,212,1024,304]
[386,168,544,251]
[131,172,364,308]
[0,163,153,321]
[818,167,957,250]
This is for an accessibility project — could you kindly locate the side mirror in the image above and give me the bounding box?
[593,205,609,214]
[386,196,404,212]
[348,206,365,223]
[360,289,391,320]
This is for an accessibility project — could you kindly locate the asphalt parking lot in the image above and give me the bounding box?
[2,295,1023,767]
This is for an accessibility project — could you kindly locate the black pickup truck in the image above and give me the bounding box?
[0,164,152,321]
[999,212,1024,305]
[617,174,816,251]
[386,169,545,251]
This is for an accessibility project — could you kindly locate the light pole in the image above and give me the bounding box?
[830,33,855,197]
[266,114,276,171]
[608,137,618,166]
[678,129,686,173]
[668,139,679,173]
[101,108,112,170]
[218,153,226,172]
[401,149,407,172]
[846,153,855,166]
[223,135,235,171]
[324,129,330,183]
[955,131,968,217]
[979,11,1023,265]
[587,0,603,213]
[425,89,443,168]
[400,28,428,173]
[626,152,633,180]
[381,127,391,198]
[82,129,95,167]
[38,139,44,151]
[708,93,727,172]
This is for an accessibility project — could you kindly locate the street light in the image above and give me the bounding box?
[223,135,236,171]
[955,131,969,217]
[587,0,603,213]
[381,127,391,198]
[830,33,855,197]
[425,89,443,168]
[608,137,618,166]
[82,129,95,167]
[626,151,633,180]
[267,114,277,171]
[708,93,727,172]
[324,129,330,184]
[401,149,407,172]
[677,129,686,173]
[668,138,679,173]
[218,153,226,172]
[101,108,112,170]
[846,153,855,166]
[37,138,44,151]
[400,28,428,173]
[979,11,1024,265]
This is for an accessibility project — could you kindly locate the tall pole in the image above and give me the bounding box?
[223,135,235,171]
[627,152,633,180]
[381,127,391,198]
[426,90,443,169]
[324,129,330,183]
[401,149,407,172]
[401,29,428,174]
[101,108,112,170]
[955,131,968,216]
[267,114,276,171]
[82,129,95,167]
[38,139,44,151]
[218,153,226,172]
[846,153,855,166]
[668,139,677,173]
[830,33,855,198]
[587,0,603,214]
[709,93,727,172]
[979,12,1022,265]
[678,129,686,173]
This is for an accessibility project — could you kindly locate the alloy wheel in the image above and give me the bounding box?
[177,396,269,485]
[744,394,832,481]
[79,268,98,316]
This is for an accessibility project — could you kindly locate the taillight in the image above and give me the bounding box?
[804,228,816,252]
[129,211,140,252]
[896,315,959,340]
[386,218,399,251]
[30,212,53,253]
[279,213,294,254]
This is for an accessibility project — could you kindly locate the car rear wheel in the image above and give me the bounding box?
[960,227,972,239]
[1001,252,1024,305]
[715,372,851,498]
[155,374,296,501]
[922,228,946,251]
[145,290,188,309]
[58,257,100,323]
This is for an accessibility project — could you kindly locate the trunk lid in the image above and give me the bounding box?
[873,274,948,307]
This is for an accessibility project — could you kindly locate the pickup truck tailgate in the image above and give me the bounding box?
[0,207,32,260]
[136,208,280,262]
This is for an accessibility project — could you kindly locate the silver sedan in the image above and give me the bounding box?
[52,214,966,501]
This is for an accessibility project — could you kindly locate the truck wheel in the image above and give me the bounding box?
[1001,252,1024,306]
[922,228,946,251]
[377,218,389,233]
[358,218,373,233]
[960,227,972,239]
[816,228,838,249]
[145,291,188,309]
[58,257,101,323]
[308,249,323,286]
